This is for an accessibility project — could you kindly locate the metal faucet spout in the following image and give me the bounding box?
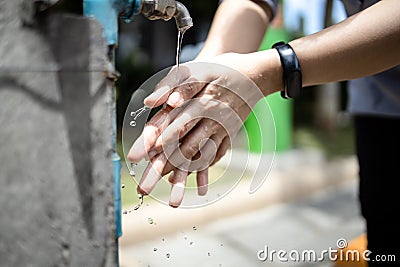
[174,1,193,31]
[118,0,193,31]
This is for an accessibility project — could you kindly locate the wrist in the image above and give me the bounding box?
[250,49,284,97]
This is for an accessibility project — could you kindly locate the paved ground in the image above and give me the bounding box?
[118,149,364,267]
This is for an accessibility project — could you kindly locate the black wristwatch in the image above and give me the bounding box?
[272,42,302,99]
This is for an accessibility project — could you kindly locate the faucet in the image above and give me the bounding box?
[118,0,193,31]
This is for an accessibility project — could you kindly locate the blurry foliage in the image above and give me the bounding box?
[293,125,355,160]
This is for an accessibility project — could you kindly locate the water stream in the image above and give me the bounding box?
[175,29,186,82]
[124,29,188,213]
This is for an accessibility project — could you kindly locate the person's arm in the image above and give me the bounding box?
[129,0,400,207]
[196,0,275,59]
[250,0,400,96]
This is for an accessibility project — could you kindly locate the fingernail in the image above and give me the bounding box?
[169,183,185,208]
[144,86,170,104]
[197,185,208,196]
[139,165,161,195]
[143,125,158,152]
[127,136,146,163]
[167,92,184,107]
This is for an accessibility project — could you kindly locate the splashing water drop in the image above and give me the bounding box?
[133,194,143,211]
[153,248,157,252]
[129,106,150,128]
[166,253,170,259]
[148,218,154,225]
[121,184,125,189]
[192,226,197,231]
[189,241,195,247]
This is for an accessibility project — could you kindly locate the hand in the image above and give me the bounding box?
[128,55,267,207]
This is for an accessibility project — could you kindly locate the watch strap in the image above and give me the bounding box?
[272,42,302,99]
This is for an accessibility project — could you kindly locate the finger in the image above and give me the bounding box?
[189,131,226,172]
[152,104,204,153]
[196,168,208,196]
[168,169,188,208]
[160,119,218,174]
[127,133,147,164]
[127,105,178,163]
[144,66,190,108]
[168,160,190,208]
[137,153,168,196]
[166,79,208,108]
[211,136,231,167]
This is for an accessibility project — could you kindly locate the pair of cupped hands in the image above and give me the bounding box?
[127,53,267,207]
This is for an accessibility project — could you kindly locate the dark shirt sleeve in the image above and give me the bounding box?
[251,0,279,21]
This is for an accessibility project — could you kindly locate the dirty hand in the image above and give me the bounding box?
[128,53,269,207]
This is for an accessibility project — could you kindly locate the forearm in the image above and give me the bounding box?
[196,0,273,59]
[253,0,400,96]
[293,0,400,87]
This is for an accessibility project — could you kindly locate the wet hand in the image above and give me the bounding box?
[127,56,266,207]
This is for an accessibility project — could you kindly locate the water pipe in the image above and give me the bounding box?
[83,0,193,243]
[84,0,193,45]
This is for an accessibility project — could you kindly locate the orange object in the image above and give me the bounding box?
[333,234,368,267]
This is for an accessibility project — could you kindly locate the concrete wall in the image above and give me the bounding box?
[0,1,117,266]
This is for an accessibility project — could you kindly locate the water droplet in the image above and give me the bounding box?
[153,248,157,252]
[189,241,195,247]
[161,238,165,242]
[129,170,136,177]
[148,218,154,224]
[121,184,125,189]
[207,252,211,256]
[122,210,128,215]
[130,121,136,127]
[192,226,197,231]
[220,243,224,247]
[130,111,136,117]
[166,253,170,258]
[181,232,188,240]
[133,194,143,210]
[219,264,223,267]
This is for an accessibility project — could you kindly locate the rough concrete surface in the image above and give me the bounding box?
[0,2,117,266]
